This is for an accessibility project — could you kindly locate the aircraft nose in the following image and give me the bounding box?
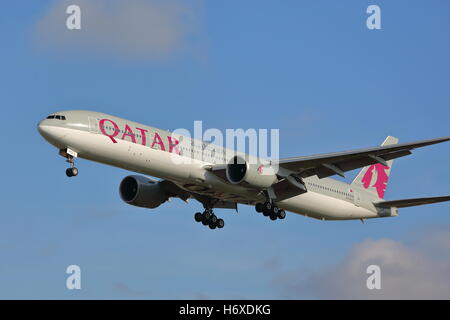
[37,120,49,137]
[37,119,63,144]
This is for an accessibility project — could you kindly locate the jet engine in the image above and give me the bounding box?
[119,175,168,209]
[226,155,277,189]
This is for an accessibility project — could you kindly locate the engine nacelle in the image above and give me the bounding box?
[119,175,168,209]
[226,155,277,189]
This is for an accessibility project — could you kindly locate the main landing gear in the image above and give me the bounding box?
[194,209,225,230]
[255,202,286,221]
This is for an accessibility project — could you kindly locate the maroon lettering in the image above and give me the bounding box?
[99,118,119,143]
[167,136,181,155]
[136,127,148,146]
[151,132,166,151]
[121,124,136,143]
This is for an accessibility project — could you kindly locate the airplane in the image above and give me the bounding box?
[37,110,450,230]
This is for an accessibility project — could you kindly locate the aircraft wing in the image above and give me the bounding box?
[374,196,450,208]
[277,136,450,179]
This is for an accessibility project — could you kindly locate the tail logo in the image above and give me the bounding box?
[361,164,390,198]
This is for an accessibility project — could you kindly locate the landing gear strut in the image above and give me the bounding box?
[60,148,79,177]
[255,201,286,221]
[65,155,78,177]
[194,208,225,230]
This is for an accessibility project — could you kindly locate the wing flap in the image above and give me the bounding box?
[375,196,450,208]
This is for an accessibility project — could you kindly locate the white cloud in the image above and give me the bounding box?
[33,0,199,59]
[276,230,450,299]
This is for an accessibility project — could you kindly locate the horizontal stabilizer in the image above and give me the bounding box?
[375,196,450,208]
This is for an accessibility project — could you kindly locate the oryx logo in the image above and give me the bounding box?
[361,164,390,198]
[257,165,264,175]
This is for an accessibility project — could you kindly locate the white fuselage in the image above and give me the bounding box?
[38,110,393,221]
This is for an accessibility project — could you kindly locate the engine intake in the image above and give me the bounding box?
[119,175,168,209]
[226,155,277,189]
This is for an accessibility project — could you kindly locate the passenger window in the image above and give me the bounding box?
[55,115,61,120]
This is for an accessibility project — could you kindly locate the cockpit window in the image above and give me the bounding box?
[46,115,66,120]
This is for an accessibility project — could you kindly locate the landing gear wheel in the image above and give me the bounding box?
[209,222,217,229]
[255,203,264,213]
[201,217,209,225]
[277,210,286,219]
[272,206,279,215]
[269,214,278,221]
[198,207,224,230]
[65,167,78,177]
[263,202,272,216]
[71,167,78,176]
[203,210,212,220]
[201,212,209,225]
[194,212,203,222]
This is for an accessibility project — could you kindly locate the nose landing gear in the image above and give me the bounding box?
[66,166,78,177]
[60,148,79,177]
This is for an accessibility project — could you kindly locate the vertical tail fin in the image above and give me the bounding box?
[351,136,398,199]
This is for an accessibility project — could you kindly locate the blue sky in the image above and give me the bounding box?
[1,0,450,299]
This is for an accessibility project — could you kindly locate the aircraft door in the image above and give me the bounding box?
[88,117,99,133]
[354,191,361,207]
